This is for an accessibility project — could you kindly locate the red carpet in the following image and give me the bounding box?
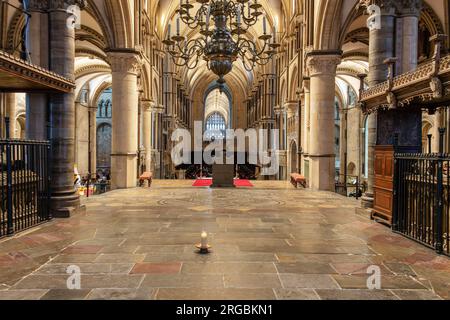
[192,179,213,187]
[234,179,254,187]
[192,179,253,188]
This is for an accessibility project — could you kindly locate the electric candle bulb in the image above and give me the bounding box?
[168,24,171,38]
[177,16,180,35]
[201,231,208,249]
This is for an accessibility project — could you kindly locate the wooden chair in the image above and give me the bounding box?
[139,172,153,187]
[290,173,307,188]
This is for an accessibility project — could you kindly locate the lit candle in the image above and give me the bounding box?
[177,16,180,35]
[273,26,277,42]
[168,24,171,38]
[201,231,208,249]
[248,1,251,16]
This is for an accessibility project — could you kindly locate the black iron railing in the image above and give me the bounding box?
[0,140,51,237]
[335,174,365,199]
[393,129,449,256]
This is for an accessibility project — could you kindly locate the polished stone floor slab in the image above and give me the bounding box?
[0,180,449,299]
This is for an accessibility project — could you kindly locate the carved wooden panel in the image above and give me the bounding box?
[372,145,395,225]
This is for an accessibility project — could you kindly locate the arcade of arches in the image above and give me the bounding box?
[1,0,450,300]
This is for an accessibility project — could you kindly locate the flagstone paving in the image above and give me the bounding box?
[0,180,449,300]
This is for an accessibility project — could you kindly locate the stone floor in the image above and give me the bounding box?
[0,180,449,300]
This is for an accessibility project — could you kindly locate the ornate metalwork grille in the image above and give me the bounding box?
[393,152,450,256]
[0,140,51,237]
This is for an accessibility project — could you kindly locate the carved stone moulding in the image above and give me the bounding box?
[107,51,143,76]
[306,51,342,77]
[29,0,87,11]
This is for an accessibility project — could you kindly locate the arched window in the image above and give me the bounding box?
[97,100,104,117]
[205,112,226,140]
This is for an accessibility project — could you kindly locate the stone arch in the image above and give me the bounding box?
[152,77,159,105]
[5,10,26,56]
[15,113,26,139]
[422,120,434,153]
[279,78,287,105]
[288,65,298,101]
[104,0,134,48]
[314,0,343,50]
[421,2,445,36]
[85,0,114,49]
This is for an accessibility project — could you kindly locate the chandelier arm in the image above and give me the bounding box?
[180,3,209,30]
[186,55,201,69]
[241,2,259,27]
[171,56,190,67]
[241,54,256,72]
[243,60,254,72]
[238,38,265,57]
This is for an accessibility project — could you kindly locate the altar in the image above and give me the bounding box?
[210,164,235,188]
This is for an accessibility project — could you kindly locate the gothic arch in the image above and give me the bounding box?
[85,0,114,49]
[6,10,26,56]
[314,0,343,50]
[104,0,134,48]
[288,65,299,101]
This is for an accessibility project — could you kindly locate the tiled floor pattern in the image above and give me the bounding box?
[0,180,448,300]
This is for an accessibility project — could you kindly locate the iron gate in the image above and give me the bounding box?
[393,152,450,256]
[0,140,51,237]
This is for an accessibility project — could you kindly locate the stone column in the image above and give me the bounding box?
[306,52,341,191]
[26,2,49,141]
[5,93,17,138]
[108,51,142,189]
[363,0,396,203]
[367,1,396,86]
[89,104,97,176]
[141,100,153,172]
[399,0,422,73]
[75,100,88,175]
[48,0,86,217]
[302,78,311,155]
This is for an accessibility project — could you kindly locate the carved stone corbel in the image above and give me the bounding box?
[384,57,398,109]
[428,34,447,99]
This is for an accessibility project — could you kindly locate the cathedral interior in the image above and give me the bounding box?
[0,0,450,301]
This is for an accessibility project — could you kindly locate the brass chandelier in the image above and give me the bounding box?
[163,0,280,86]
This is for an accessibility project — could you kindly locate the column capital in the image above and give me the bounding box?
[284,101,298,117]
[398,0,422,17]
[107,51,143,75]
[141,100,154,111]
[306,51,341,77]
[30,0,87,10]
[358,0,397,15]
